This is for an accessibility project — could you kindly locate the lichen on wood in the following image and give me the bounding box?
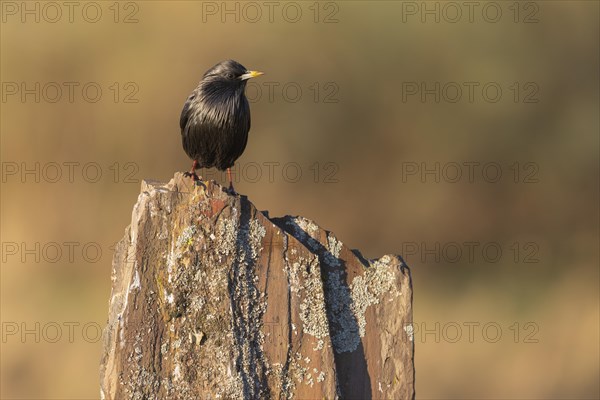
[100,173,414,399]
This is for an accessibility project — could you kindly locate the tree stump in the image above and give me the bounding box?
[100,173,414,399]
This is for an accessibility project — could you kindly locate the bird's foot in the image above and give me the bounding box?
[224,184,238,196]
[184,170,200,182]
[184,160,200,182]
[224,167,238,195]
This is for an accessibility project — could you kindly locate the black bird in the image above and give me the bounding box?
[180,60,263,193]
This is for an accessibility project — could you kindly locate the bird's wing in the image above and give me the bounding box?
[179,94,196,133]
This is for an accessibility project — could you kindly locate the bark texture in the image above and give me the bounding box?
[100,173,414,399]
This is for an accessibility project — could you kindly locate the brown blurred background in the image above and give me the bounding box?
[1,1,598,399]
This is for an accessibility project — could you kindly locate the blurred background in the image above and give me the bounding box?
[1,1,598,399]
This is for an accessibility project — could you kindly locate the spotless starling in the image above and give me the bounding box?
[180,60,263,194]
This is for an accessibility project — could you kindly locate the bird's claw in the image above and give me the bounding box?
[184,171,200,181]
[224,185,238,196]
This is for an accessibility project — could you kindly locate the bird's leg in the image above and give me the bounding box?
[226,167,237,195]
[184,160,200,181]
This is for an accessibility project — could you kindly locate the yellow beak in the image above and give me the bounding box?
[240,70,264,80]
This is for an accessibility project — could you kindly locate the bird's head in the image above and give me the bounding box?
[203,60,264,87]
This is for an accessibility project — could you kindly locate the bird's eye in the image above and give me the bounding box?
[226,73,235,79]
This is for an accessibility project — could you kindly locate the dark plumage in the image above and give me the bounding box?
[180,60,263,192]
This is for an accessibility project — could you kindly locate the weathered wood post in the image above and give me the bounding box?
[100,173,414,399]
